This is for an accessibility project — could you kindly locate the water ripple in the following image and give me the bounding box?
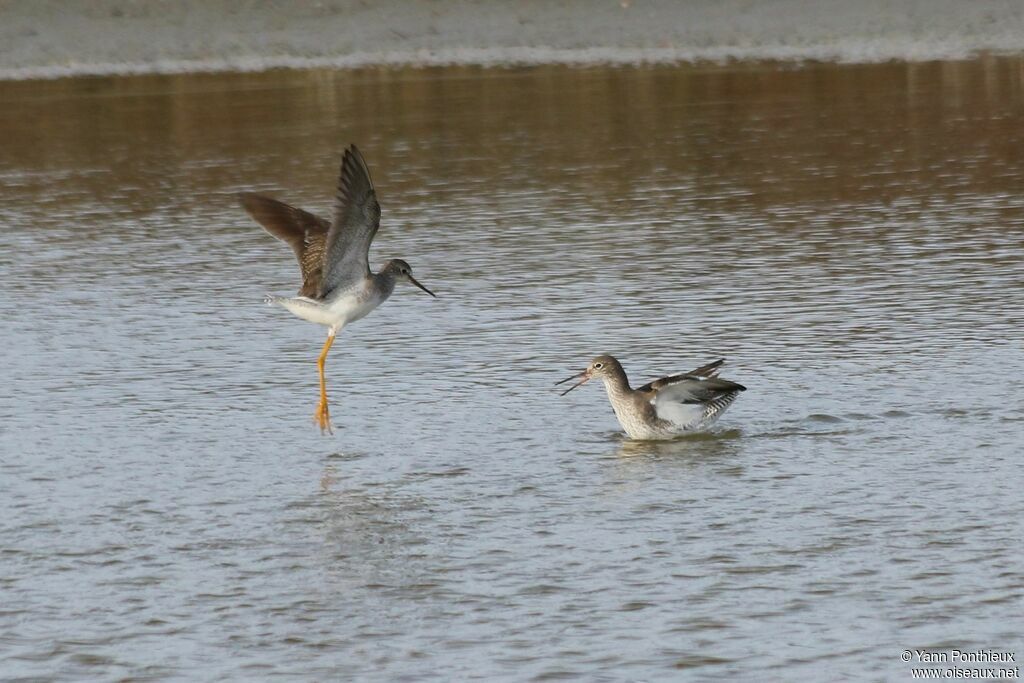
[2,61,1023,682]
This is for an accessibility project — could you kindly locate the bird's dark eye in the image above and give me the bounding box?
[594,363,603,369]
[401,268,408,275]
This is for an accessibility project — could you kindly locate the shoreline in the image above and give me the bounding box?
[2,0,1024,81]
[6,48,1024,83]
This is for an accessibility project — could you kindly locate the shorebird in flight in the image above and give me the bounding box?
[240,145,435,433]
[558,356,745,439]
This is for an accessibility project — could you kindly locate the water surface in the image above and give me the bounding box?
[1,59,1023,680]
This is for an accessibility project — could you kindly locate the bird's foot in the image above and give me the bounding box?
[313,400,333,434]
[263,294,278,306]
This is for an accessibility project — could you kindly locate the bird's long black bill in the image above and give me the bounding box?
[556,371,590,396]
[409,275,436,298]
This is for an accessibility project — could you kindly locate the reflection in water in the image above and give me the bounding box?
[615,430,744,458]
[1,59,1023,681]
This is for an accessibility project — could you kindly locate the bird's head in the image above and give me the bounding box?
[556,355,622,395]
[384,259,435,297]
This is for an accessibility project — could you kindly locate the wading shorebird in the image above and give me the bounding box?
[240,145,435,433]
[557,356,745,440]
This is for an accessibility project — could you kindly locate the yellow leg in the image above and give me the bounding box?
[314,332,336,434]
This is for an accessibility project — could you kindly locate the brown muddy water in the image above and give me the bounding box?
[1,59,1023,681]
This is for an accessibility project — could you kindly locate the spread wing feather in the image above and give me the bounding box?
[239,193,330,298]
[636,358,725,394]
[654,376,747,406]
[319,145,381,298]
[639,358,746,425]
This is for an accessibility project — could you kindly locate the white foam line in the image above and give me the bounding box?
[3,43,1022,82]
[4,0,1024,81]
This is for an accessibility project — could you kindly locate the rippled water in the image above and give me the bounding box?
[2,60,1023,680]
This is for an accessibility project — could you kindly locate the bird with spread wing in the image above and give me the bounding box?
[558,356,745,439]
[240,145,435,433]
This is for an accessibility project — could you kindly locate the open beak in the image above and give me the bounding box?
[555,369,591,396]
[408,275,436,298]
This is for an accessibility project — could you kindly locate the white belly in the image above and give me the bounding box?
[270,279,388,329]
[325,288,382,325]
[611,397,724,440]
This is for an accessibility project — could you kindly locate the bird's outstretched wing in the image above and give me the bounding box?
[635,358,725,393]
[239,193,330,298]
[319,145,381,298]
[642,359,746,427]
[653,376,746,406]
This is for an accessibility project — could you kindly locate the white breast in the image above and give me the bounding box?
[325,278,390,326]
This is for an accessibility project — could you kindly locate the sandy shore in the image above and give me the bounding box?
[2,0,1024,79]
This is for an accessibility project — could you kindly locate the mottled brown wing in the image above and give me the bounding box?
[636,359,726,393]
[239,193,330,298]
[320,145,381,298]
